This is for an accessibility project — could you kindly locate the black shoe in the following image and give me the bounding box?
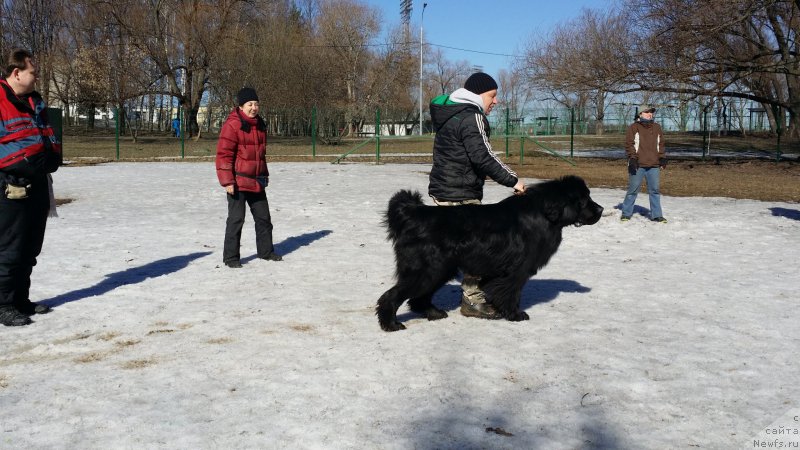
[620,215,631,222]
[14,300,52,315]
[652,217,668,223]
[0,306,33,326]
[460,298,502,320]
[225,260,243,268]
[260,253,283,262]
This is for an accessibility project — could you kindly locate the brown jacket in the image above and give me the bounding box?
[625,121,665,167]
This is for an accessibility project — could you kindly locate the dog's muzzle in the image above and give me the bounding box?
[576,202,604,226]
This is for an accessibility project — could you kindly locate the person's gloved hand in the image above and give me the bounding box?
[628,158,639,175]
[659,158,667,169]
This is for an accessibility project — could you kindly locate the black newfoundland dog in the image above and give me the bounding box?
[376,175,603,332]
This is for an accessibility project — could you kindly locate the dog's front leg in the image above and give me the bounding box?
[408,295,448,321]
[484,279,530,321]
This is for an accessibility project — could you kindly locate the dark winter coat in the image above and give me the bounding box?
[216,108,269,193]
[625,120,665,167]
[428,88,518,202]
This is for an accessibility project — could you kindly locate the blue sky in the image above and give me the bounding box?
[365,0,615,77]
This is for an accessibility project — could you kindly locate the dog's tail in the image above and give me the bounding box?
[383,189,424,242]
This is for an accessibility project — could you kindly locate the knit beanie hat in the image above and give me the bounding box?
[464,72,498,95]
[237,87,259,106]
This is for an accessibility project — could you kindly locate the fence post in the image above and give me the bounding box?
[519,136,524,165]
[570,107,575,159]
[179,105,185,159]
[772,104,783,162]
[375,108,381,162]
[115,107,120,160]
[505,107,510,157]
[702,107,709,160]
[312,105,317,159]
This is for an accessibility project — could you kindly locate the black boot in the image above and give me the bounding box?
[260,253,283,261]
[14,300,52,315]
[0,305,33,326]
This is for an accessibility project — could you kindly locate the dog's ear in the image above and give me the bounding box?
[543,195,581,224]
[543,199,562,222]
[561,201,580,224]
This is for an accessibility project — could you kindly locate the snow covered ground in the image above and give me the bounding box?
[1,162,797,449]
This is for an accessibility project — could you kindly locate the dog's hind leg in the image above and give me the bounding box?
[407,269,454,321]
[377,267,453,331]
[376,285,409,332]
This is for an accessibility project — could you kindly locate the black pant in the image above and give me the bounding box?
[223,190,275,263]
[0,174,50,307]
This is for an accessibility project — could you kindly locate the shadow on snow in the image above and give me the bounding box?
[241,229,333,263]
[42,251,212,308]
[395,278,591,322]
[770,207,800,221]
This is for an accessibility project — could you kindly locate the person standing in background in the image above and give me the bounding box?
[215,87,282,268]
[620,105,667,223]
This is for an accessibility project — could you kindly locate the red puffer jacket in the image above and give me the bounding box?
[215,108,269,193]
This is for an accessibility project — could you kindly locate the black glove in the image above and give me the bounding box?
[659,158,667,169]
[627,158,639,175]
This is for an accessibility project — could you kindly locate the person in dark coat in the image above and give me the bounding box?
[427,72,525,320]
[0,49,62,326]
[620,105,667,223]
[215,87,282,268]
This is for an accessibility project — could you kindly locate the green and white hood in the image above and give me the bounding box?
[430,88,484,131]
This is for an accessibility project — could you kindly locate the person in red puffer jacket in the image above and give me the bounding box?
[215,87,282,268]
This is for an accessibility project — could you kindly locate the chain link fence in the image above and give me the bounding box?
[57,99,794,161]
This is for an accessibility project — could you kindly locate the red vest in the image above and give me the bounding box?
[0,80,62,177]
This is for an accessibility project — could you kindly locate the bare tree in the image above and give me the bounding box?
[316,0,380,136]
[363,24,418,134]
[497,68,535,132]
[1,0,71,101]
[98,0,251,138]
[522,7,628,135]
[625,0,800,137]
[427,48,471,96]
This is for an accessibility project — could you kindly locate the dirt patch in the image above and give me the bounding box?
[511,157,800,202]
[120,358,157,369]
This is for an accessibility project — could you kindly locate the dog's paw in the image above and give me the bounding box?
[506,311,530,322]
[380,321,406,332]
[426,308,448,321]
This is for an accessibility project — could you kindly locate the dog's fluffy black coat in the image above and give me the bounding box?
[376,175,603,331]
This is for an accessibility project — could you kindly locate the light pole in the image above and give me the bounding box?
[419,2,427,136]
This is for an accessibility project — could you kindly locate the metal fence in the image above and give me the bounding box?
[491,101,785,136]
[55,98,795,162]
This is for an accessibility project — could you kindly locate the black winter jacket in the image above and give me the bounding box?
[428,88,518,202]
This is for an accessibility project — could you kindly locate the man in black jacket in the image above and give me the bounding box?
[427,72,525,320]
